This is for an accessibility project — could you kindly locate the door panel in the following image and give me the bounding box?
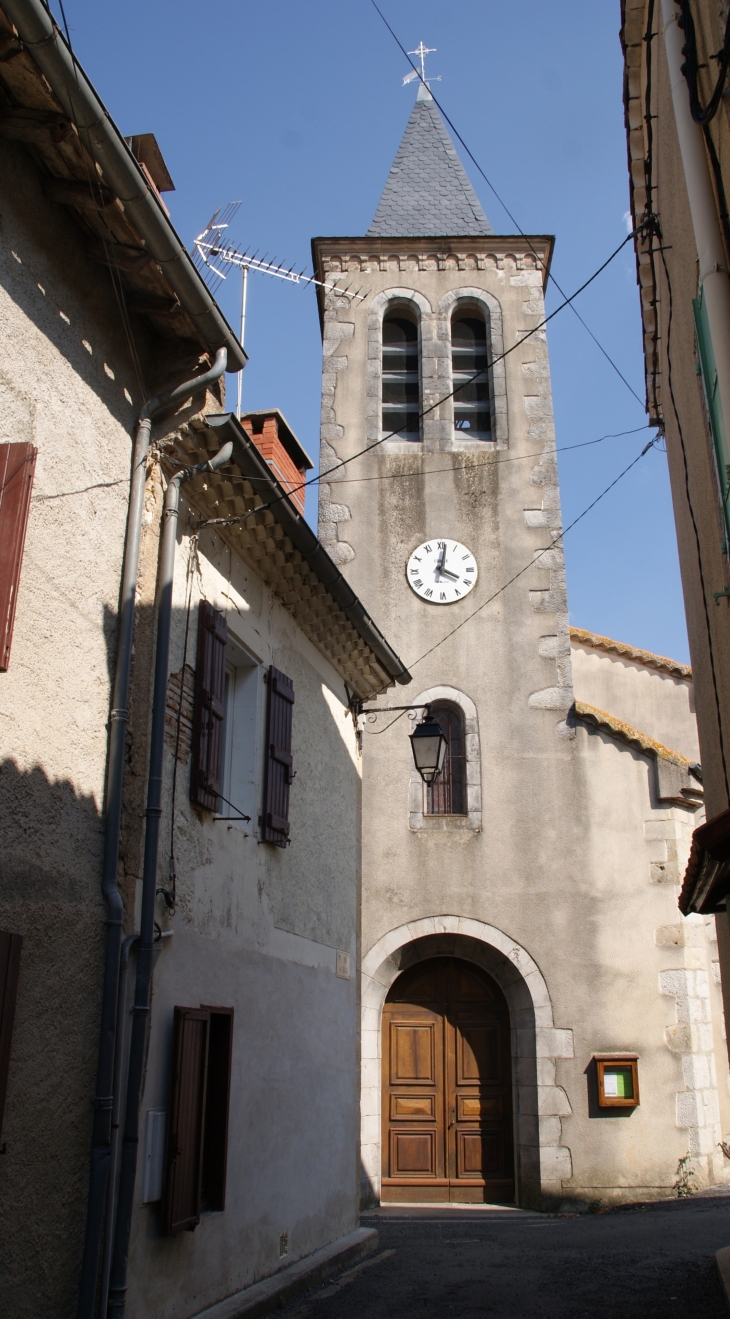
[456,1024,500,1083]
[382,958,514,1204]
[390,1130,437,1176]
[389,1021,436,1083]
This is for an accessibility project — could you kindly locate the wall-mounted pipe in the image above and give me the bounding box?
[107,439,233,1319]
[76,348,228,1319]
[98,934,138,1319]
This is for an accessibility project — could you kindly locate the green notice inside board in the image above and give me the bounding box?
[603,1066,634,1099]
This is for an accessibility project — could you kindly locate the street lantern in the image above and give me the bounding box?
[409,709,447,784]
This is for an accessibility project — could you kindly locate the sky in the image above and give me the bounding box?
[54,0,691,664]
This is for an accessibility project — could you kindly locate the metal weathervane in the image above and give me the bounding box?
[192,202,367,417]
[402,40,441,88]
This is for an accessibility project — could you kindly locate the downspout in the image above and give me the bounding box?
[99,934,138,1319]
[77,348,228,1319]
[107,439,234,1319]
[661,0,730,447]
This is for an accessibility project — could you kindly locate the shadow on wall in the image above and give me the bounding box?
[0,759,104,1319]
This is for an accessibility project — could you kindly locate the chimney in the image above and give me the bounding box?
[240,411,313,515]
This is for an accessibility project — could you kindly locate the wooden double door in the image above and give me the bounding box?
[381,957,514,1203]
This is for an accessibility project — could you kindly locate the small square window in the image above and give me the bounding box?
[595,1056,639,1108]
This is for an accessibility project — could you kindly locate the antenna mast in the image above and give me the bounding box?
[192,203,366,416]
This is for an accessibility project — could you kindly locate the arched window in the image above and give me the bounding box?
[425,702,466,815]
[451,311,491,440]
[382,309,420,441]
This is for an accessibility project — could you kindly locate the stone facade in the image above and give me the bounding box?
[311,92,730,1208]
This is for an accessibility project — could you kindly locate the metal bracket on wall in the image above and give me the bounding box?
[713,588,730,604]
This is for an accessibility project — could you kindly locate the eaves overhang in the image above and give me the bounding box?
[620,0,662,425]
[0,0,246,372]
[680,806,730,914]
[175,412,411,699]
[570,626,692,679]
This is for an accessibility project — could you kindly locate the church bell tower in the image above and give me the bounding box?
[311,75,579,1207]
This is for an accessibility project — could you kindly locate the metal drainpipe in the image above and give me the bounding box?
[77,348,228,1319]
[107,438,234,1319]
[662,0,730,451]
[98,934,138,1319]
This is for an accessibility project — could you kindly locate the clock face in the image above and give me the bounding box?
[406,538,478,604]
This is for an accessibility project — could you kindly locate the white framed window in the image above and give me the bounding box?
[217,635,262,828]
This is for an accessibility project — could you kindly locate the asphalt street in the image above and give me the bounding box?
[279,1195,730,1319]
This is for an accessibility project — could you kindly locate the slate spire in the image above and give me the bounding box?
[367,82,493,238]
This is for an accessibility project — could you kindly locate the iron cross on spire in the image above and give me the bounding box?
[403,41,441,87]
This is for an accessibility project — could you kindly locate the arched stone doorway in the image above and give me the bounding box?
[382,958,514,1203]
[360,918,574,1210]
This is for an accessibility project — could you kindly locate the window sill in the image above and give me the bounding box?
[410,813,479,832]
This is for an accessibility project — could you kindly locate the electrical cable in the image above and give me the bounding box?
[364,437,660,733]
[368,0,646,410]
[330,426,654,485]
[157,531,198,912]
[200,223,645,530]
[676,0,730,125]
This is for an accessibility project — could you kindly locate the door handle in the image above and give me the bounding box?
[448,1106,456,1128]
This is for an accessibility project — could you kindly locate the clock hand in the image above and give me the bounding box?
[434,543,447,581]
[440,567,460,582]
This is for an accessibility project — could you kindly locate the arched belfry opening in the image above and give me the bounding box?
[382,305,420,440]
[451,309,491,441]
[382,957,514,1203]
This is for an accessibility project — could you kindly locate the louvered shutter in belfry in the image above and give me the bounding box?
[161,1007,210,1235]
[190,602,227,810]
[0,444,37,672]
[261,666,294,846]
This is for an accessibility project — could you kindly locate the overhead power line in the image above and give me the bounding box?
[363,436,660,733]
[201,223,645,530]
[368,0,646,410]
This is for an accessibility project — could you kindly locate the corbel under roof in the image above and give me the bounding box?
[0,0,245,371]
[172,412,411,700]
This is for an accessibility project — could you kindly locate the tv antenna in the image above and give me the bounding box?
[192,202,367,417]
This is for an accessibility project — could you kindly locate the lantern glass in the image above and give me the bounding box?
[410,712,448,784]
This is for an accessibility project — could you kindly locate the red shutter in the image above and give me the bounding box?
[261,666,294,847]
[190,602,227,810]
[0,443,37,672]
[161,1007,210,1235]
[0,930,22,1138]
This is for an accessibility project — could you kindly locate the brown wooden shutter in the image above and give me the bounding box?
[200,1007,234,1212]
[0,444,37,672]
[0,930,22,1138]
[190,602,227,810]
[261,665,294,846]
[161,1007,210,1235]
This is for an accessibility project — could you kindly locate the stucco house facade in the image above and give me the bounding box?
[0,6,406,1318]
[619,3,730,958]
[313,78,730,1210]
